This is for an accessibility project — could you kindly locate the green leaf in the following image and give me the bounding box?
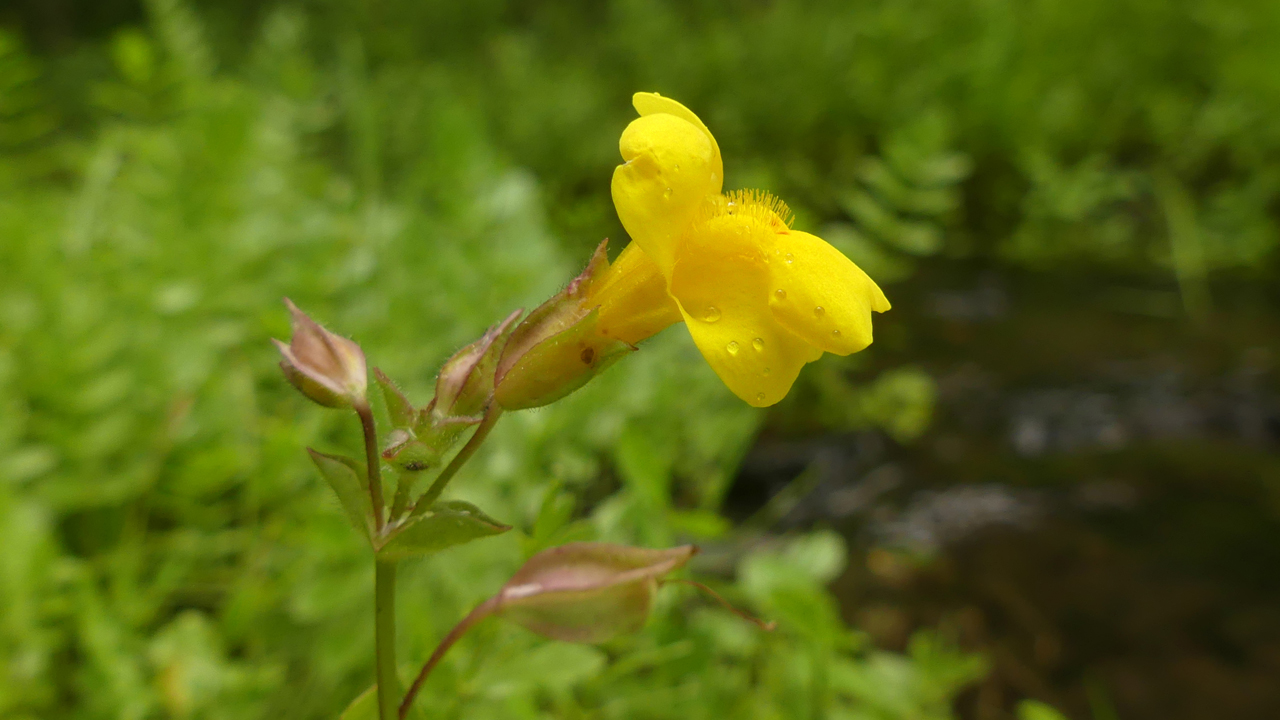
[1018,700,1070,720]
[337,685,375,720]
[374,368,415,429]
[473,642,606,699]
[376,500,511,561]
[338,685,426,720]
[307,448,373,542]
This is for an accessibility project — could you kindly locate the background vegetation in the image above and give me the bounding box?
[2,1,1278,719]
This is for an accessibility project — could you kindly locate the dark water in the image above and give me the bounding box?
[729,265,1280,720]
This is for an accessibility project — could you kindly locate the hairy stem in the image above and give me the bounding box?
[357,401,385,531]
[376,560,398,720]
[412,406,503,514]
[400,599,496,719]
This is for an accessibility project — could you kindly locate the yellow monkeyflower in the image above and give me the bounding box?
[611,92,891,407]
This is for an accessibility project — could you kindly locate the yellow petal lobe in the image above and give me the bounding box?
[767,230,891,356]
[669,216,815,407]
[612,113,716,274]
[632,92,723,195]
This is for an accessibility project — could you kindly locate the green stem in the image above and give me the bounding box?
[375,559,398,720]
[357,402,386,531]
[412,406,503,514]
[390,469,420,520]
[400,599,497,719]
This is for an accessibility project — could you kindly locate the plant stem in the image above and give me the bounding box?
[412,406,503,514]
[400,599,497,719]
[376,559,398,720]
[357,401,385,531]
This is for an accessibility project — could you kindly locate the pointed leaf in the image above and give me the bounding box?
[308,448,373,542]
[338,686,375,720]
[374,368,416,429]
[376,501,511,561]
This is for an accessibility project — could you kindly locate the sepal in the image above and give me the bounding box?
[494,542,696,643]
[432,309,522,420]
[495,242,635,410]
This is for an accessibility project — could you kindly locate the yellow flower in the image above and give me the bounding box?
[611,92,891,407]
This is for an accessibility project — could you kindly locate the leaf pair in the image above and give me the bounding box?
[308,449,510,558]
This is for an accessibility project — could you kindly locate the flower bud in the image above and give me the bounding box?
[376,313,520,473]
[399,541,769,717]
[494,242,638,411]
[432,309,523,420]
[274,299,367,408]
[494,542,697,643]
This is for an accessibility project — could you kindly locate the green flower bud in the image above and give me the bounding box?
[495,242,636,411]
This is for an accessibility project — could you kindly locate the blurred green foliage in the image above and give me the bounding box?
[3,0,1278,717]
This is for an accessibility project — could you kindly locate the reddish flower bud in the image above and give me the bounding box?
[432,309,523,420]
[493,542,697,643]
[274,299,367,409]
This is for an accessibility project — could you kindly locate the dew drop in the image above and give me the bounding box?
[774,288,787,301]
[832,329,841,337]
[814,306,825,318]
[702,306,721,323]
[752,337,764,352]
[663,187,672,199]
[756,392,766,403]
[726,341,740,355]
[763,366,772,376]
[785,253,794,264]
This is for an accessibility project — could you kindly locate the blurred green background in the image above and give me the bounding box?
[2,1,1279,719]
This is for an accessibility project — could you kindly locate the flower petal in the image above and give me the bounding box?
[767,230,891,356]
[632,92,723,195]
[669,216,816,407]
[612,112,717,275]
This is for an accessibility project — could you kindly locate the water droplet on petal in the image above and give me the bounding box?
[702,306,721,323]
[763,366,772,375]
[814,306,825,318]
[785,253,794,264]
[832,329,841,337]
[752,338,764,352]
[756,392,766,403]
[726,341,740,355]
[774,288,787,301]
[663,187,672,199]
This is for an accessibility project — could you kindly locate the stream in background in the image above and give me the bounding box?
[731,263,1280,720]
